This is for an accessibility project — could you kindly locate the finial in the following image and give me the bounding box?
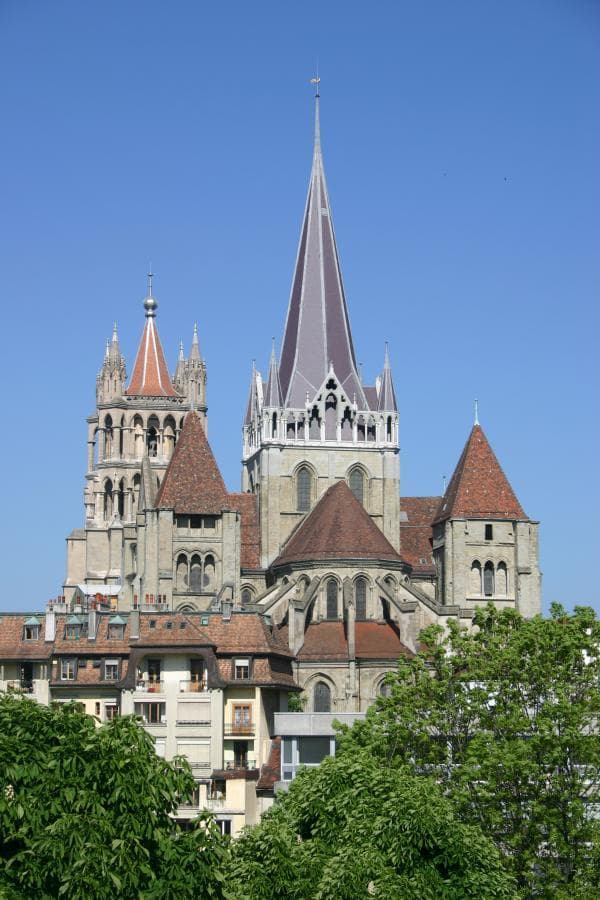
[193,322,199,341]
[105,339,110,359]
[384,341,390,367]
[442,474,447,494]
[474,398,479,426]
[310,73,321,150]
[143,267,158,318]
[112,322,118,341]
[178,340,184,360]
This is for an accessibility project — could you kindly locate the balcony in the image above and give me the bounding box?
[224,721,255,737]
[224,759,256,771]
[6,679,33,694]
[135,680,164,693]
[179,680,207,693]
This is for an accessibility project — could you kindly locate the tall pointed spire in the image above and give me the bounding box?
[377,343,398,411]
[125,274,178,398]
[279,91,366,409]
[190,323,201,361]
[265,338,283,407]
[108,322,121,360]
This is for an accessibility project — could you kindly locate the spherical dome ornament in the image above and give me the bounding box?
[143,294,158,317]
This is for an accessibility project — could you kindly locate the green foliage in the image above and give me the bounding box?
[338,604,600,897]
[286,692,306,712]
[0,697,228,899]
[227,750,515,899]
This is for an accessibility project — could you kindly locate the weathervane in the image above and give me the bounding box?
[310,74,321,98]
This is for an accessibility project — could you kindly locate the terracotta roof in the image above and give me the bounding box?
[125,314,178,397]
[229,493,260,568]
[297,620,411,661]
[256,737,281,791]
[434,425,526,524]
[400,496,440,574]
[156,412,228,514]
[355,621,413,659]
[273,481,402,567]
[0,615,51,660]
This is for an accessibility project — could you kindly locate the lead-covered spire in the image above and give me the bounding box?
[279,94,366,409]
[377,344,398,411]
[264,338,283,408]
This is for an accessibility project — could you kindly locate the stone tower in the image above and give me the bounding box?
[242,93,400,567]
[65,276,199,604]
[432,422,541,617]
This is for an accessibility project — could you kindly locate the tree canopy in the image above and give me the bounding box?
[0,697,227,899]
[227,748,515,899]
[338,604,600,898]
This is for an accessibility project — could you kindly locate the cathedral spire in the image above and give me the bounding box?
[264,338,283,407]
[377,343,398,411]
[125,274,178,398]
[279,92,366,409]
[189,323,201,361]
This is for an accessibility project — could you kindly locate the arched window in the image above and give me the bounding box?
[272,412,277,438]
[357,415,366,442]
[132,473,141,517]
[241,588,252,605]
[163,416,176,459]
[119,415,125,457]
[103,479,113,520]
[203,555,215,590]
[190,555,202,592]
[341,407,353,440]
[386,415,392,441]
[147,416,159,458]
[470,560,482,595]
[133,416,144,459]
[349,468,364,504]
[309,407,320,440]
[325,393,337,440]
[496,562,507,596]
[176,554,188,591]
[314,681,331,713]
[117,478,125,519]
[355,578,367,620]
[297,466,312,512]
[297,417,305,440]
[484,562,495,597]
[104,415,113,459]
[326,580,338,619]
[379,680,392,698]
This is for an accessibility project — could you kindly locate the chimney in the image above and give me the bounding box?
[130,610,140,639]
[88,609,97,640]
[45,609,55,642]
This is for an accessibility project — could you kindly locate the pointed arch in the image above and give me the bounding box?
[176,554,188,591]
[496,561,508,596]
[296,465,313,512]
[470,560,482,595]
[484,561,495,597]
[190,555,202,592]
[354,576,367,620]
[313,680,331,713]
[326,578,339,619]
[348,466,365,505]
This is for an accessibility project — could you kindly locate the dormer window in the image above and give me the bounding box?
[23,618,40,641]
[234,658,250,680]
[103,659,120,681]
[107,616,126,640]
[65,624,82,640]
[485,524,493,541]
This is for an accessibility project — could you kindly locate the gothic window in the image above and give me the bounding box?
[297,417,305,440]
[379,679,392,698]
[326,579,338,619]
[286,417,295,440]
[349,468,364,504]
[314,681,331,713]
[325,393,337,440]
[241,588,253,605]
[132,473,141,517]
[341,406,353,440]
[103,479,113,520]
[119,415,125,456]
[147,428,158,457]
[190,555,202,592]
[355,578,367,620]
[470,560,482,595]
[297,466,312,512]
[272,412,278,438]
[484,562,495,597]
[309,407,320,440]
[367,418,376,442]
[203,555,215,590]
[177,554,189,591]
[104,415,113,459]
[496,562,508,596]
[357,415,366,442]
[117,478,125,518]
[386,415,392,441]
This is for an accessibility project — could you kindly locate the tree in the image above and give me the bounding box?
[0,697,228,899]
[338,604,600,898]
[227,749,516,899]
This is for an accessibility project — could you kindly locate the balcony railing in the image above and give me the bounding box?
[6,679,33,693]
[135,680,165,693]
[224,759,256,771]
[179,680,208,693]
[224,721,255,736]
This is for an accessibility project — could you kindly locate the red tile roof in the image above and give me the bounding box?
[125,316,178,397]
[434,425,526,524]
[297,620,412,661]
[0,615,50,660]
[156,412,229,514]
[400,496,440,574]
[273,481,403,567]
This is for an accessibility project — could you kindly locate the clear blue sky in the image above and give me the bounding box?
[1,1,598,612]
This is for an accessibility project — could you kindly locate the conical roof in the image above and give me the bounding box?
[264,341,283,407]
[273,481,402,567]
[377,345,397,412]
[279,96,366,409]
[156,411,228,514]
[125,284,178,398]
[434,424,526,524]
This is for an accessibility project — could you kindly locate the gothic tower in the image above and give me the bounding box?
[242,94,400,567]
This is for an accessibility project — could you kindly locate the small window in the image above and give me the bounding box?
[241,588,252,605]
[297,466,312,512]
[149,619,156,629]
[23,625,40,641]
[61,659,76,681]
[314,681,331,712]
[234,658,250,680]
[108,623,125,640]
[379,680,392,698]
[190,515,202,530]
[484,562,495,597]
[485,524,493,541]
[148,659,161,684]
[134,701,166,725]
[326,580,338,619]
[203,516,216,530]
[217,820,232,837]
[165,621,173,630]
[105,703,118,721]
[349,468,364,504]
[355,578,367,620]
[103,659,119,681]
[65,624,82,641]
[95,701,101,716]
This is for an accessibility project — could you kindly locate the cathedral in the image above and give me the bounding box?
[63,93,541,713]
